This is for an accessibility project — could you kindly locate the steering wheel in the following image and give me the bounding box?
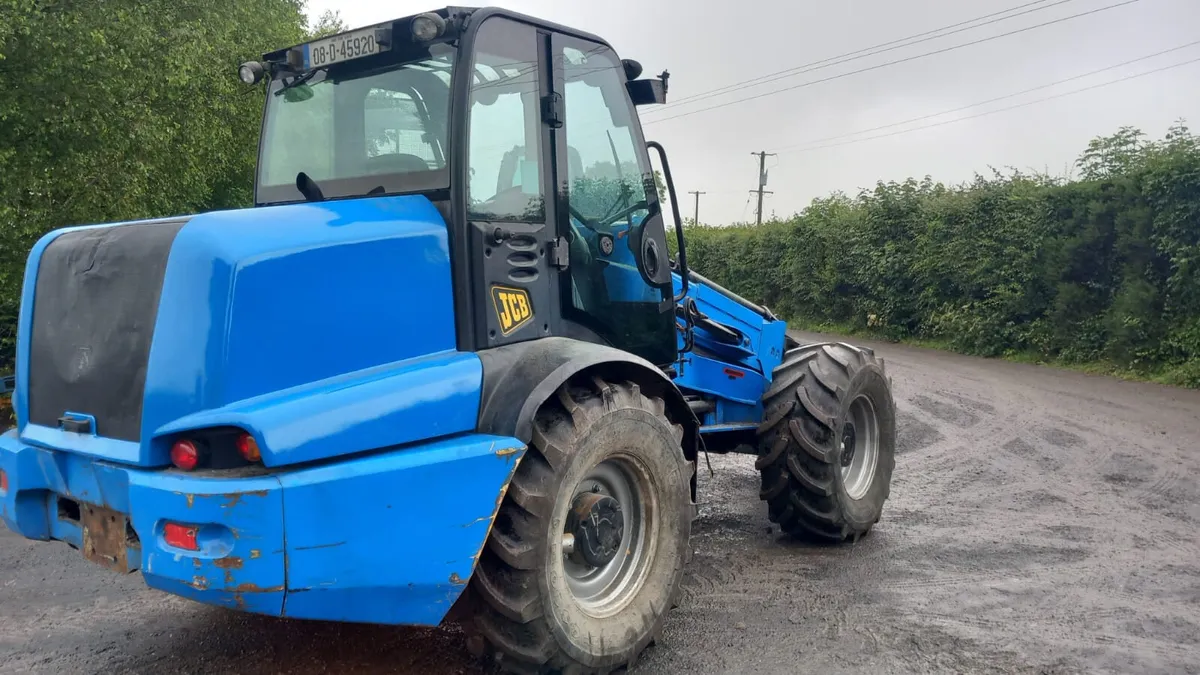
[567,203,609,235]
[568,200,649,235]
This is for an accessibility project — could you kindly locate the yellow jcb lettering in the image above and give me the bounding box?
[498,292,513,330]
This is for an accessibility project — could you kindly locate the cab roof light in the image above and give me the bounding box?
[410,13,446,42]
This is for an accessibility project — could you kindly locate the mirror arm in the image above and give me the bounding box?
[646,141,688,302]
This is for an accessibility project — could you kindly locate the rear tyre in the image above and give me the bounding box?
[468,375,695,674]
[756,342,896,542]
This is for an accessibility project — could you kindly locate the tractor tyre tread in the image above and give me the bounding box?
[756,342,896,542]
[468,376,694,675]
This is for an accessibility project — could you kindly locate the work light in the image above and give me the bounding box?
[411,13,445,42]
[238,61,265,85]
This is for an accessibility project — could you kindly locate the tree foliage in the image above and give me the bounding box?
[1,2,1198,401]
[0,0,329,376]
[684,122,1200,386]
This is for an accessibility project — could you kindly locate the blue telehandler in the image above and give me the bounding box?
[0,7,896,673]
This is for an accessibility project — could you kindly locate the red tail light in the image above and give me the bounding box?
[0,469,8,493]
[163,522,199,551]
[236,433,261,463]
[170,439,200,471]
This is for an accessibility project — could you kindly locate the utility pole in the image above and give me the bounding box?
[750,151,776,225]
[688,190,706,225]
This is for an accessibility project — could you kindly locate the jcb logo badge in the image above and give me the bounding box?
[492,285,534,335]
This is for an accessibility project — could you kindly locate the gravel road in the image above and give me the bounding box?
[3,332,1200,674]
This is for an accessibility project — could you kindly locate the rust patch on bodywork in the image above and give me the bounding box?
[192,576,209,590]
[233,582,283,593]
[222,491,268,509]
[230,582,285,611]
[467,451,523,565]
[213,556,244,586]
[249,549,261,559]
[449,572,467,586]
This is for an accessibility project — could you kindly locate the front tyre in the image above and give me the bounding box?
[468,376,695,674]
[756,342,896,542]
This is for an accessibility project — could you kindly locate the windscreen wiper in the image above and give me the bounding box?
[296,172,325,202]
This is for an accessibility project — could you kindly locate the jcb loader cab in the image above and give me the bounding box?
[0,7,896,673]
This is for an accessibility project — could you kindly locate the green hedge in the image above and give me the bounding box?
[2,0,1197,399]
[0,1,346,426]
[683,123,1200,386]
[0,1,344,378]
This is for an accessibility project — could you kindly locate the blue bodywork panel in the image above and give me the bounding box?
[14,195,466,468]
[0,428,525,625]
[2,194,520,624]
[578,218,662,305]
[154,351,482,468]
[670,272,789,431]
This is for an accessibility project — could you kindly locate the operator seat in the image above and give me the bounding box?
[365,153,431,174]
[564,145,609,314]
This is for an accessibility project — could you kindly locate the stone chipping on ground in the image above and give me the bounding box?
[2,332,1199,674]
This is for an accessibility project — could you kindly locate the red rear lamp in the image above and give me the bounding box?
[236,433,261,463]
[170,439,201,471]
[0,469,8,493]
[163,522,199,551]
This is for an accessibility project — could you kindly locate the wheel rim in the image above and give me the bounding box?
[560,456,657,617]
[840,394,879,500]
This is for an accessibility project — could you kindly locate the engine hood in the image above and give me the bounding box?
[16,195,466,466]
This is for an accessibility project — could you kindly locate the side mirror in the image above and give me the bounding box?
[628,213,671,290]
[646,141,688,300]
[626,79,666,106]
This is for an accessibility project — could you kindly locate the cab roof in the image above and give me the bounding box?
[262,6,613,64]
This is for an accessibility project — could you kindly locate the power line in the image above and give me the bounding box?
[645,0,1076,114]
[642,0,1142,126]
[782,55,1200,154]
[777,40,1200,152]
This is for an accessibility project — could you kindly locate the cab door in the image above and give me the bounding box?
[550,33,677,367]
[463,16,562,348]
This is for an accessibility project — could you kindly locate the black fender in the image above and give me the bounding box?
[476,337,702,468]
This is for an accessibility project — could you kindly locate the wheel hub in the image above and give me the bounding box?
[841,423,857,468]
[567,492,624,567]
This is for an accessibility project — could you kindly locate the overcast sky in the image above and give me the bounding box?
[305,0,1200,224]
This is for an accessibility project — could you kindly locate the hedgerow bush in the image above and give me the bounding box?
[684,123,1200,385]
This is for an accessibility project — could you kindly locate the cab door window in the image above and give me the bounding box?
[467,21,544,222]
[561,46,649,236]
[555,38,675,365]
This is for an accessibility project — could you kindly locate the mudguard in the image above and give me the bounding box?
[476,337,701,462]
[153,351,482,468]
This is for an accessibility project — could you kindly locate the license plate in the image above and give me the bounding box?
[81,503,131,573]
[303,25,390,69]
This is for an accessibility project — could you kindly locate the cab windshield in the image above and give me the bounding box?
[256,46,455,205]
